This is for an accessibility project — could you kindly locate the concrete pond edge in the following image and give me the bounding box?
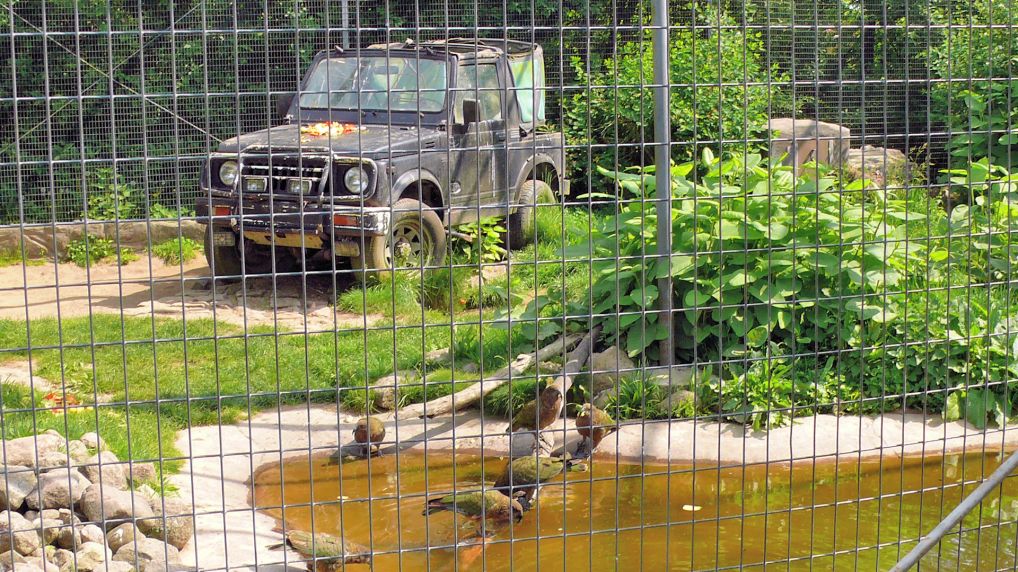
[169,404,1018,571]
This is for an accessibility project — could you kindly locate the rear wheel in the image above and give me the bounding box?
[352,198,447,281]
[505,180,557,250]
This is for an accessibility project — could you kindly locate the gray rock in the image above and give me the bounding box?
[22,558,58,572]
[55,524,80,551]
[78,525,103,546]
[424,347,452,365]
[79,484,154,526]
[1,435,64,468]
[136,494,193,551]
[0,549,26,569]
[102,562,136,572]
[126,463,157,487]
[140,561,196,572]
[460,362,480,374]
[48,549,73,570]
[113,538,178,565]
[668,390,697,415]
[0,466,38,512]
[590,346,636,396]
[70,542,110,572]
[32,517,63,546]
[768,117,851,174]
[20,512,37,523]
[11,563,43,572]
[841,145,910,186]
[77,434,105,453]
[78,453,128,491]
[25,469,90,511]
[367,372,416,412]
[65,442,91,465]
[646,365,694,390]
[33,453,67,471]
[106,524,142,553]
[52,510,77,527]
[0,511,41,556]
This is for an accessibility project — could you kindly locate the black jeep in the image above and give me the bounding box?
[196,38,568,279]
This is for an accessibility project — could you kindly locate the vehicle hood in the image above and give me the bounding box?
[216,123,444,157]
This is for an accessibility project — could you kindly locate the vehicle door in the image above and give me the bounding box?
[449,61,504,224]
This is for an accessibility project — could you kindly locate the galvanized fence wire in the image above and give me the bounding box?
[1,0,1018,571]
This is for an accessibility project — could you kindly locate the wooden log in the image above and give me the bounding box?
[395,333,584,419]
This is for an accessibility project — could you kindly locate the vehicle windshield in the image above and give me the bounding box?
[299,56,448,113]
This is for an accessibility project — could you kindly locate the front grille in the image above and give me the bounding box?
[242,155,327,194]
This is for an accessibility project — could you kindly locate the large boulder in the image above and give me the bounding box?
[78,452,128,491]
[32,517,63,546]
[136,492,193,551]
[0,465,38,511]
[126,463,157,487]
[113,537,179,565]
[0,511,42,556]
[79,484,154,526]
[768,118,851,174]
[1,434,65,468]
[65,441,91,465]
[77,434,106,453]
[841,145,911,186]
[0,549,27,569]
[589,346,636,397]
[25,469,90,511]
[106,523,143,553]
[71,542,111,572]
[33,452,67,471]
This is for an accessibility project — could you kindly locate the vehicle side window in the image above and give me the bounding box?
[454,63,502,123]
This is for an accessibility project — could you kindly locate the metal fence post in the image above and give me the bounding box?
[652,0,673,366]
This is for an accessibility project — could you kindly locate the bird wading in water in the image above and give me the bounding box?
[353,416,385,457]
[423,489,524,538]
[574,403,618,459]
[493,454,586,510]
[268,530,371,571]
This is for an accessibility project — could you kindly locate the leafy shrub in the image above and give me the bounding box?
[152,238,202,265]
[149,203,195,220]
[930,0,1018,169]
[86,168,142,221]
[65,235,121,267]
[481,375,542,417]
[453,217,507,263]
[564,8,793,187]
[602,375,672,421]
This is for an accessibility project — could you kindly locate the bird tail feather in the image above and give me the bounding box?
[423,497,449,516]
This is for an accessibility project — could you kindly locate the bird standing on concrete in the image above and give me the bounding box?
[268,530,371,570]
[506,384,563,433]
[493,454,585,510]
[353,416,385,457]
[574,403,617,459]
[423,490,525,537]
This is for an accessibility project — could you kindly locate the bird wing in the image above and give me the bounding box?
[287,530,346,559]
[510,401,537,431]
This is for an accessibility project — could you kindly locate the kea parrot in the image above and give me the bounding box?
[506,384,563,433]
[353,416,385,457]
[574,403,618,459]
[493,454,585,510]
[423,489,525,537]
[268,530,371,570]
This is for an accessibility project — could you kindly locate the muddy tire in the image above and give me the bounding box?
[352,198,447,281]
[505,180,556,250]
[203,230,243,279]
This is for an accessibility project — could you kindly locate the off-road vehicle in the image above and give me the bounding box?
[196,38,568,279]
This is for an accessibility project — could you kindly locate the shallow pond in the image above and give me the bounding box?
[253,450,1018,571]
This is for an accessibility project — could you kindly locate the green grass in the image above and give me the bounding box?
[0,248,46,268]
[0,383,181,476]
[337,270,425,318]
[151,237,202,265]
[481,374,542,417]
[0,314,453,427]
[64,234,136,267]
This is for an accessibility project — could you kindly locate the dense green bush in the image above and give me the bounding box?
[65,234,135,267]
[564,8,793,188]
[930,0,1018,169]
[574,153,1018,427]
[152,237,202,265]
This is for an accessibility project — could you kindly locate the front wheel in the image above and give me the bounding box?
[505,180,557,250]
[352,198,447,281]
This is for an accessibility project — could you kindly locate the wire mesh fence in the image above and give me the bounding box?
[1,0,1017,570]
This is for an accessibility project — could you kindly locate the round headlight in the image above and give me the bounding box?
[344,167,369,194]
[219,161,239,187]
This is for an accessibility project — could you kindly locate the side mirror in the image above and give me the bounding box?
[461,98,481,125]
[275,92,295,121]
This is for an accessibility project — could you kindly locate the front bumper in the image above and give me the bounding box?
[196,196,392,256]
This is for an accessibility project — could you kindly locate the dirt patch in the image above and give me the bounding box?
[0,255,378,331]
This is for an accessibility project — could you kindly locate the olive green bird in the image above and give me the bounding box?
[268,530,371,570]
[493,455,585,510]
[353,416,385,456]
[574,403,618,459]
[506,384,563,433]
[423,490,524,537]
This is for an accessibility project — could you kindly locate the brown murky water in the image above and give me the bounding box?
[253,451,1018,571]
